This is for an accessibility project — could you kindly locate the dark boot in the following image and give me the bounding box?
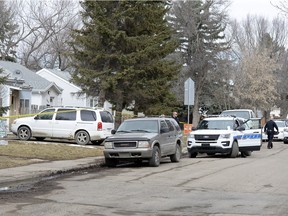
[267,141,272,149]
[271,142,273,149]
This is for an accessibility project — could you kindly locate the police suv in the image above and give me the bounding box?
[187,116,262,158]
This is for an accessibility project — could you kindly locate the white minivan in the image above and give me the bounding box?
[10,107,114,145]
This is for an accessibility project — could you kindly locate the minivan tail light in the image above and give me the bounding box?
[97,122,103,131]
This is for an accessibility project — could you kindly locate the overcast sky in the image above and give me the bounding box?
[228,0,282,20]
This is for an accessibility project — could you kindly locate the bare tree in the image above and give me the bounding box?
[8,0,81,71]
[229,15,287,116]
[233,49,280,110]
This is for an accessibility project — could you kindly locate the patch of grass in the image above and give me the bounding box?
[0,141,104,169]
[0,156,36,169]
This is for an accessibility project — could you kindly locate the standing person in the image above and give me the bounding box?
[264,116,279,149]
[172,111,180,125]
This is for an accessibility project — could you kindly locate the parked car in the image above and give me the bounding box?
[103,117,183,167]
[262,120,288,142]
[220,109,256,120]
[187,116,262,158]
[10,107,114,145]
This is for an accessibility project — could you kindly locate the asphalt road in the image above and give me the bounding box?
[1,141,288,216]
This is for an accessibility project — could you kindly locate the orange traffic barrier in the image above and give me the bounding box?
[184,124,193,134]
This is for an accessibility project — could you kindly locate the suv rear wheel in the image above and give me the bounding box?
[75,130,90,145]
[149,146,160,167]
[170,144,181,162]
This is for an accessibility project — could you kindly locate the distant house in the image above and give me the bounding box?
[36,68,112,110]
[0,60,62,129]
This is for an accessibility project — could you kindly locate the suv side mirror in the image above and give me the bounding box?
[111,129,116,134]
[237,125,245,131]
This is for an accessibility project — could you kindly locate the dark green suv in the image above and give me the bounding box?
[103,117,183,167]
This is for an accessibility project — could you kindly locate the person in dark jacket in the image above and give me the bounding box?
[172,111,180,125]
[264,116,279,149]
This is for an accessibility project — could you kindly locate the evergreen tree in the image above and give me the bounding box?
[0,0,18,61]
[169,0,229,126]
[70,0,180,125]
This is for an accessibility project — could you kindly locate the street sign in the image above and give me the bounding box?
[184,78,194,105]
[184,78,195,124]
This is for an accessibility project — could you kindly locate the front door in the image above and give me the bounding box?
[31,108,55,137]
[239,118,262,150]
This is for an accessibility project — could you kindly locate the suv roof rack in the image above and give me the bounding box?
[51,106,104,109]
[218,114,237,118]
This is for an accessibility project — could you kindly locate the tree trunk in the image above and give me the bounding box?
[97,89,105,108]
[192,91,200,128]
[114,97,123,129]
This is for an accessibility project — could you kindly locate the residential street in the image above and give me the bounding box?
[1,141,288,216]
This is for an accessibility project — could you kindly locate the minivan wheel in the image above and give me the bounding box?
[170,144,181,162]
[17,126,31,141]
[149,146,160,167]
[75,130,90,145]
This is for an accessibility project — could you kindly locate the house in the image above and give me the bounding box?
[36,68,112,110]
[0,60,62,130]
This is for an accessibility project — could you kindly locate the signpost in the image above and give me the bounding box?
[184,78,195,125]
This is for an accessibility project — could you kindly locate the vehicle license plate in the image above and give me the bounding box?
[119,152,130,157]
[202,144,210,147]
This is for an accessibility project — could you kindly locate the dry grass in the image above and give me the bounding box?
[0,141,104,169]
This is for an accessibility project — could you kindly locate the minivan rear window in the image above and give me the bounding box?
[80,110,97,121]
[100,111,113,123]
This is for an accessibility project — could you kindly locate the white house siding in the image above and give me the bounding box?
[1,86,12,130]
[37,69,88,107]
[37,69,114,110]
[1,85,10,108]
[31,93,42,108]
[31,87,61,109]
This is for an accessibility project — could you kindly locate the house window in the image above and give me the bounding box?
[50,97,54,103]
[20,99,30,114]
[20,99,30,108]
[90,99,98,107]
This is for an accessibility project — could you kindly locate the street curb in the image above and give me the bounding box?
[0,157,105,189]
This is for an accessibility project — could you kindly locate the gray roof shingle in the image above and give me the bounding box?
[0,61,61,93]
